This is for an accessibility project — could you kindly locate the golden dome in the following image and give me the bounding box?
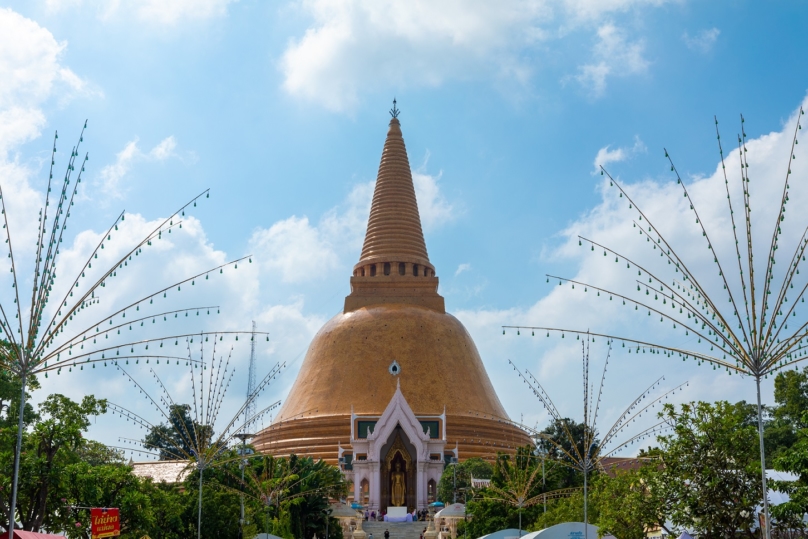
[253,112,529,462]
[254,304,528,460]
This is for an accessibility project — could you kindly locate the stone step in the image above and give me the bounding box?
[360,520,430,539]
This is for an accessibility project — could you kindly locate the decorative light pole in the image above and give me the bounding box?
[483,339,685,534]
[504,108,807,539]
[532,444,549,514]
[0,123,256,539]
[106,339,284,539]
[234,432,255,539]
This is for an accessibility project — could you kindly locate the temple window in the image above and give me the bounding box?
[423,267,428,277]
[370,265,376,277]
[361,268,365,276]
[398,262,405,275]
[384,262,391,275]
[413,264,419,276]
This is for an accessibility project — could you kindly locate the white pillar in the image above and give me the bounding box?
[369,461,381,512]
[417,461,428,509]
[353,469,362,504]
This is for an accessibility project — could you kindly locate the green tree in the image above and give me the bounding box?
[143,404,213,461]
[770,407,808,534]
[0,393,106,532]
[57,461,187,539]
[437,457,492,504]
[774,368,808,429]
[477,450,546,535]
[213,453,347,539]
[594,467,669,539]
[536,419,591,490]
[654,401,761,538]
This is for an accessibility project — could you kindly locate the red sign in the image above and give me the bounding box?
[91,508,120,539]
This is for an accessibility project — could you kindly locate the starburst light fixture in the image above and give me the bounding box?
[0,123,257,539]
[504,107,805,538]
[477,339,685,539]
[107,336,284,539]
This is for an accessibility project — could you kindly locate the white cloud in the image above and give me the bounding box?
[249,215,342,284]
[412,165,457,231]
[592,135,646,174]
[455,263,472,277]
[574,23,649,97]
[134,0,236,24]
[456,96,808,438]
[98,136,179,199]
[561,0,670,22]
[248,180,372,284]
[0,8,85,109]
[149,135,177,160]
[683,27,720,53]
[281,0,671,112]
[0,107,47,155]
[0,8,91,157]
[44,0,237,24]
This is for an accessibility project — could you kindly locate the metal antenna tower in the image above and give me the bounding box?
[246,320,258,428]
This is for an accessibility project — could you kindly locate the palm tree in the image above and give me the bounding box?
[482,451,580,536]
[220,454,348,538]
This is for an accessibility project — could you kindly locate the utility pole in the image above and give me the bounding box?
[452,457,458,504]
[246,321,258,428]
[237,326,257,539]
[235,433,254,539]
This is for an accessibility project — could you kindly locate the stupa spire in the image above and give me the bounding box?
[355,104,433,272]
[346,103,443,313]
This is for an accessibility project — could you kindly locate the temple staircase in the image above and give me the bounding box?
[360,520,429,539]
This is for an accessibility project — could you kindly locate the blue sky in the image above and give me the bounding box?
[2,0,808,455]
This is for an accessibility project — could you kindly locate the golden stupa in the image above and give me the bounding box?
[253,110,529,463]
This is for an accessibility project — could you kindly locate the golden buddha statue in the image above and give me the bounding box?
[391,463,406,506]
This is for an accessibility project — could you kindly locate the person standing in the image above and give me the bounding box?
[384,529,390,539]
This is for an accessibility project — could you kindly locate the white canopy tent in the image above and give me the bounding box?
[520,523,604,539]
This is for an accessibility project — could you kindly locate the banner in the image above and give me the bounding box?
[91,507,121,539]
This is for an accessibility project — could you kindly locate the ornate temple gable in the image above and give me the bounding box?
[367,380,432,460]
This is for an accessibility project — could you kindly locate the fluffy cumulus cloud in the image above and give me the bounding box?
[44,0,237,24]
[0,8,90,154]
[0,7,95,261]
[592,135,646,174]
[99,136,179,199]
[457,97,808,444]
[248,180,372,284]
[574,23,649,97]
[281,0,671,112]
[412,169,457,231]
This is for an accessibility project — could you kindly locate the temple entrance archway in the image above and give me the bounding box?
[380,425,416,510]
